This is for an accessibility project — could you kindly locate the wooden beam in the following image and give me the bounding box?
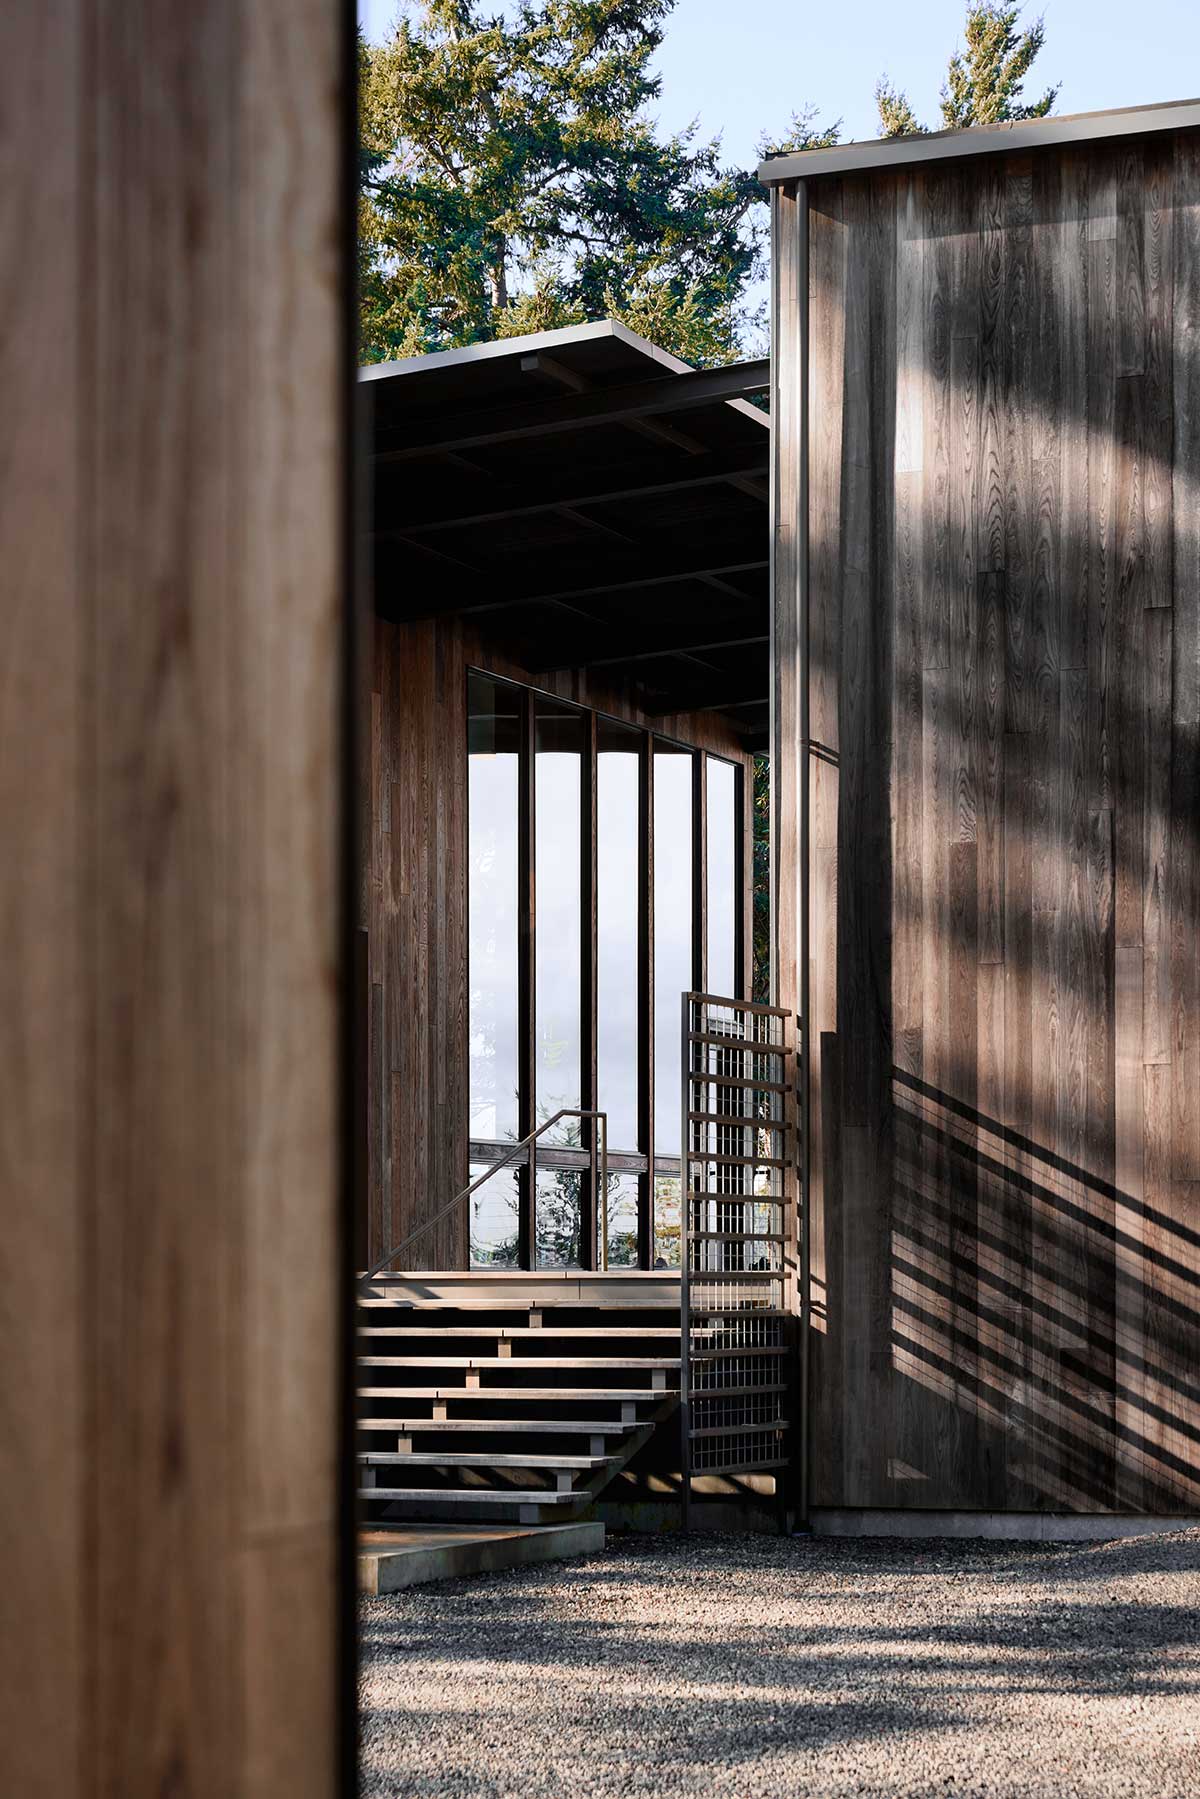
[374,446,770,535]
[533,632,769,674]
[373,358,771,460]
[644,688,770,718]
[379,550,769,622]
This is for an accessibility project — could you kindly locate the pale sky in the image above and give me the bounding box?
[358,0,1198,162]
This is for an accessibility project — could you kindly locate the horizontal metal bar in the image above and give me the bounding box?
[687,1270,785,1284]
[687,1110,787,1131]
[689,1230,786,1243]
[687,1458,791,1476]
[684,1150,788,1169]
[687,1307,791,1319]
[689,1424,790,1440]
[469,1141,645,1174]
[685,1382,787,1399]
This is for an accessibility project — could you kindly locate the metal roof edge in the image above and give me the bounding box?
[756,96,1200,186]
[357,318,687,384]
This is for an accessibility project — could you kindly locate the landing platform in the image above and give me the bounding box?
[357,1520,605,1593]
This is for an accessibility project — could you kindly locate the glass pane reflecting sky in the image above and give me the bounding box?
[535,701,582,1141]
[468,676,520,1140]
[654,744,693,1154]
[707,757,737,1000]
[597,720,640,1152]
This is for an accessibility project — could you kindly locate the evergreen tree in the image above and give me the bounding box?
[876,3,1058,139]
[359,0,765,365]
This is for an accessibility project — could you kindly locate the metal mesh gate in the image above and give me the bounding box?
[680,993,797,1529]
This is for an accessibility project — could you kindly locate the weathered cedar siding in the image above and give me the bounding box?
[792,132,1200,1514]
[363,613,755,1270]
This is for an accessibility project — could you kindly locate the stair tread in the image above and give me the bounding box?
[356,1418,635,1433]
[358,1451,612,1469]
[357,1386,675,1400]
[359,1487,578,1505]
[355,1326,682,1338]
[358,1356,680,1369]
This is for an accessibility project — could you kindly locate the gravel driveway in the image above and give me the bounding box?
[359,1528,1200,1798]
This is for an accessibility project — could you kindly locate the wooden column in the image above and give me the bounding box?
[1,2,353,1794]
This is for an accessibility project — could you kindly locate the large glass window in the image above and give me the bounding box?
[597,719,641,1153]
[468,674,521,1142]
[466,674,743,1269]
[653,741,694,1159]
[535,699,583,1141]
[706,756,738,1000]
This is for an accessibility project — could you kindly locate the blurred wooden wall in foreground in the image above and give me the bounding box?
[1,2,354,1792]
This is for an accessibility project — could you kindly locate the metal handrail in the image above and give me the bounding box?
[359,1107,609,1289]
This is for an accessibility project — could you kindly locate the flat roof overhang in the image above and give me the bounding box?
[757,94,1200,186]
[362,321,771,747]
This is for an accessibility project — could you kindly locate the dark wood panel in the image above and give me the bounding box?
[2,1,350,1792]
[796,129,1200,1516]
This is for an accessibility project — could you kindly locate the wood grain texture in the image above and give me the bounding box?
[794,131,1200,1515]
[1,5,84,1792]
[1,2,349,1792]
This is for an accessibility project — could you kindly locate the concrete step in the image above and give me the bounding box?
[358,1486,579,1507]
[358,1522,604,1595]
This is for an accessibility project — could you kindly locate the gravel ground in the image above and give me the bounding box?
[359,1528,1200,1798]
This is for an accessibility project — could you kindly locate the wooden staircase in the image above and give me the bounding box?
[356,1274,681,1525]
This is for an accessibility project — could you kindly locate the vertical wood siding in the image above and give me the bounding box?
[797,133,1200,1514]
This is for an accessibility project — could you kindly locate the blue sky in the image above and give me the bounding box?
[358,0,1197,163]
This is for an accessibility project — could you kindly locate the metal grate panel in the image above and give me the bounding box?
[680,994,797,1527]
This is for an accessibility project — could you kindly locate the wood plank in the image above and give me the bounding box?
[1058,152,1090,675]
[1001,728,1035,1508]
[1143,609,1173,1064]
[2,2,349,1793]
[1142,139,1175,609]
[1003,158,1035,737]
[1171,134,1200,1184]
[1,4,84,1789]
[798,136,1200,1520]
[1086,157,1118,821]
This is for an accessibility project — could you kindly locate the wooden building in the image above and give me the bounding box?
[358,103,1200,1538]
[761,98,1200,1526]
[356,325,798,1535]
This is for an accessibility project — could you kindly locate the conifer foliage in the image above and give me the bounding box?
[359,0,764,364]
[876,4,1058,139]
